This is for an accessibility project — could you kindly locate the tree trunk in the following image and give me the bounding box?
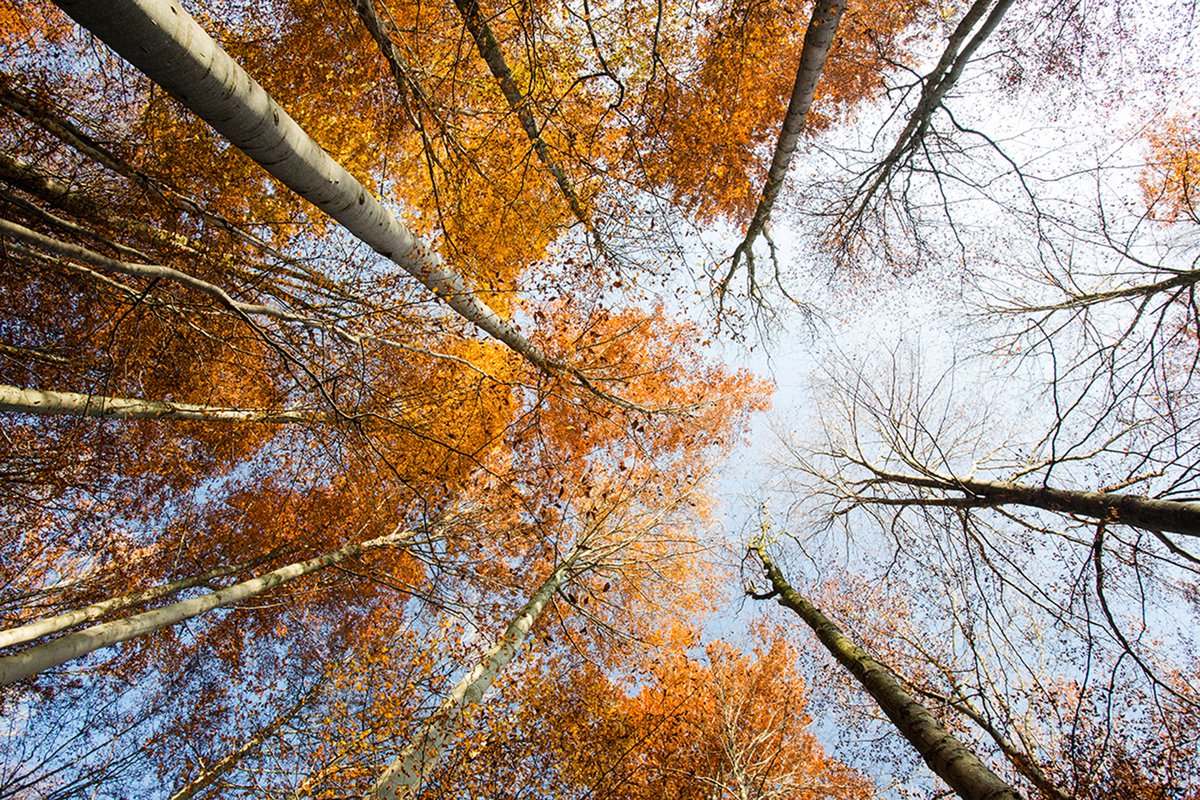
[869,470,1200,539]
[0,384,319,424]
[367,551,584,799]
[841,0,1014,225]
[725,0,845,283]
[751,542,1023,800]
[448,0,598,242]
[49,0,562,376]
[0,552,276,649]
[0,530,411,686]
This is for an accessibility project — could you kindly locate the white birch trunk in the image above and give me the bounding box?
[49,0,562,375]
[367,553,582,799]
[0,530,411,686]
[0,384,319,423]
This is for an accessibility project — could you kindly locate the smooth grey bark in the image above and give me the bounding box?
[0,384,319,424]
[750,542,1023,800]
[49,0,563,375]
[723,0,846,297]
[0,553,274,650]
[367,551,584,799]
[0,530,411,686]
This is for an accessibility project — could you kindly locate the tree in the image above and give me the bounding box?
[6,0,1193,797]
[721,0,846,315]
[829,0,1016,254]
[749,537,1022,800]
[767,344,1200,798]
[45,0,590,388]
[0,525,419,686]
[367,547,592,799]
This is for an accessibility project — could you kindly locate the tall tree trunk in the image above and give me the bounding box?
[750,541,1023,800]
[447,0,598,243]
[367,551,585,799]
[864,470,1200,539]
[0,552,277,649]
[0,530,412,686]
[840,0,1014,228]
[0,384,320,424]
[723,0,846,294]
[49,0,562,376]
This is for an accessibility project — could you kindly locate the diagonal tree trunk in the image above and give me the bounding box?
[49,0,561,376]
[839,0,1015,232]
[853,469,1200,539]
[0,552,278,650]
[723,0,846,298]
[367,549,586,799]
[750,540,1023,800]
[0,529,413,686]
[448,0,599,244]
[0,384,320,424]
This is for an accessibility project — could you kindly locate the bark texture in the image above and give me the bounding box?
[863,470,1200,539]
[0,554,274,650]
[725,0,845,283]
[751,542,1023,800]
[0,384,318,424]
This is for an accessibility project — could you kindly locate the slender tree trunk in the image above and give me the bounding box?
[0,552,276,650]
[367,551,584,799]
[167,676,326,800]
[448,0,598,242]
[869,470,1200,539]
[0,150,98,219]
[49,0,562,376]
[843,0,1014,222]
[0,384,319,424]
[725,0,845,284]
[0,530,411,686]
[349,0,441,126]
[750,542,1023,800]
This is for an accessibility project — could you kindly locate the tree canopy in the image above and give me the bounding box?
[1,0,1197,798]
